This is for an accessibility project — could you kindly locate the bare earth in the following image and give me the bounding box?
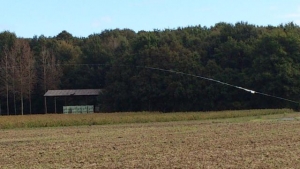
[0,120,300,168]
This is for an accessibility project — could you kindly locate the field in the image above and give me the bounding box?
[0,110,300,168]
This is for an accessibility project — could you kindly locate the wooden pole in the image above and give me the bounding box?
[44,97,47,114]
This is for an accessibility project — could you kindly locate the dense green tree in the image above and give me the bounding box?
[1,22,300,114]
[251,28,300,108]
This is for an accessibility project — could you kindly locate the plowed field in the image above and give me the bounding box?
[1,119,300,168]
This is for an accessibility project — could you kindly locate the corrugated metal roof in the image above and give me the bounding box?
[44,89,102,97]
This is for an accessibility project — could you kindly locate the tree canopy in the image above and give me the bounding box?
[1,22,300,114]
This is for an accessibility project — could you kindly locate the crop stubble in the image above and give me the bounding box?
[0,120,299,168]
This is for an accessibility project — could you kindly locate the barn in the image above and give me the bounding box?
[44,89,102,114]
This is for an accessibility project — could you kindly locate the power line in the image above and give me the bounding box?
[1,63,299,104]
[138,66,300,104]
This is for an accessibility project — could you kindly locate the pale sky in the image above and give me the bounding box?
[1,0,300,38]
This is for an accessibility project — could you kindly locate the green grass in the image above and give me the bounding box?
[0,109,295,129]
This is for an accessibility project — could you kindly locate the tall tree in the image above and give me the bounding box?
[0,31,17,115]
[39,46,62,113]
[0,46,10,115]
[14,39,36,115]
[40,46,62,92]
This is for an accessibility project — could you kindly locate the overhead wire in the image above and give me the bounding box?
[139,66,299,104]
[1,63,299,104]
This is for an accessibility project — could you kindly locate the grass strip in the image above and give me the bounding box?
[0,109,294,129]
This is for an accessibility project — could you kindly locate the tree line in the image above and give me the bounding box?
[1,21,300,115]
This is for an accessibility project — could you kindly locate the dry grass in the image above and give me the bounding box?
[0,109,294,129]
[0,114,300,168]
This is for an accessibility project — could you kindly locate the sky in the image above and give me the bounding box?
[1,0,300,38]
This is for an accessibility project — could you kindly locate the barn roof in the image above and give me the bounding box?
[44,89,102,97]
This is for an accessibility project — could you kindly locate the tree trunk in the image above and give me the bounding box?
[29,63,32,114]
[44,61,47,114]
[21,92,23,115]
[6,86,9,115]
[13,91,16,115]
[13,67,16,115]
[29,94,32,114]
[5,52,9,115]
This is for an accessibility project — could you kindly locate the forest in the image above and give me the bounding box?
[0,21,300,115]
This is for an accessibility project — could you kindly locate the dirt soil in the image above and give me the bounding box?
[0,120,300,168]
